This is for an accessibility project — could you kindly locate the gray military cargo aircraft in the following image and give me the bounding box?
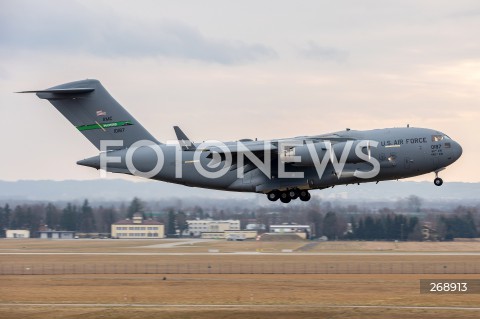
[20,79,463,203]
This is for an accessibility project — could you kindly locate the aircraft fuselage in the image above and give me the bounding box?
[78,126,462,200]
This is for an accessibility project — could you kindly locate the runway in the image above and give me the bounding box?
[1,251,480,256]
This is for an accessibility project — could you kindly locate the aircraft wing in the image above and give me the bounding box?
[199,141,277,154]
[300,134,359,143]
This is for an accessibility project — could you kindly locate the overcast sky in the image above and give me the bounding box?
[1,0,479,183]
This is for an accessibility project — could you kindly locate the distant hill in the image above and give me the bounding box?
[0,179,244,202]
[0,179,478,205]
[317,181,480,202]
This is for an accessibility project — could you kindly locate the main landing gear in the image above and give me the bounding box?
[267,189,311,203]
[434,168,444,187]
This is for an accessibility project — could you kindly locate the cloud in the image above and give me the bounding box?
[0,0,276,65]
[97,21,277,64]
[300,41,349,63]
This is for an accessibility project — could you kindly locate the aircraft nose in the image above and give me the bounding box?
[453,140,463,161]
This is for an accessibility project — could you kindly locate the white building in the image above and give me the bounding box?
[270,224,311,233]
[111,213,164,239]
[201,230,258,240]
[246,223,266,231]
[269,224,311,239]
[187,219,240,237]
[38,230,75,239]
[6,229,30,238]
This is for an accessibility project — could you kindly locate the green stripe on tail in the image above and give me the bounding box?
[77,120,134,131]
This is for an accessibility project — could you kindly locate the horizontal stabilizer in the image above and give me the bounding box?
[17,88,94,95]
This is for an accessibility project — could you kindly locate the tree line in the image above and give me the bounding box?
[0,198,478,240]
[0,200,117,236]
[0,197,187,237]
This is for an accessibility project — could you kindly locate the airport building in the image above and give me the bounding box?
[422,222,439,241]
[245,223,267,231]
[201,230,258,240]
[38,230,76,239]
[5,229,30,238]
[187,219,240,237]
[111,213,164,239]
[269,224,311,239]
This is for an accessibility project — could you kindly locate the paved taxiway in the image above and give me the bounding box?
[1,252,480,256]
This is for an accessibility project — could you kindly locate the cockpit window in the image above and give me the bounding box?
[431,135,444,142]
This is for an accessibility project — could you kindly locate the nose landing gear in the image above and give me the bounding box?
[434,168,444,186]
[266,189,311,203]
[434,177,443,186]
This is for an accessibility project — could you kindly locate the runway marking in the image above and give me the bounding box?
[137,239,216,249]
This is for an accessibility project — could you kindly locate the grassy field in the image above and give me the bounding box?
[1,238,480,253]
[1,274,479,318]
[0,239,479,318]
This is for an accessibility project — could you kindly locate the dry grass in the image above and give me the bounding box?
[1,273,479,306]
[1,239,480,254]
[2,306,479,319]
[300,241,480,252]
[1,239,480,318]
[1,274,479,319]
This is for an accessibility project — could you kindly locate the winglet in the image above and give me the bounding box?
[174,126,196,151]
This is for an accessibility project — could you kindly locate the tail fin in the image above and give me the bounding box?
[19,79,159,150]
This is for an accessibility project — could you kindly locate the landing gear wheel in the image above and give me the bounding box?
[280,191,291,203]
[267,190,280,201]
[434,177,443,186]
[434,168,445,187]
[280,196,291,203]
[299,190,311,202]
[288,189,299,200]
